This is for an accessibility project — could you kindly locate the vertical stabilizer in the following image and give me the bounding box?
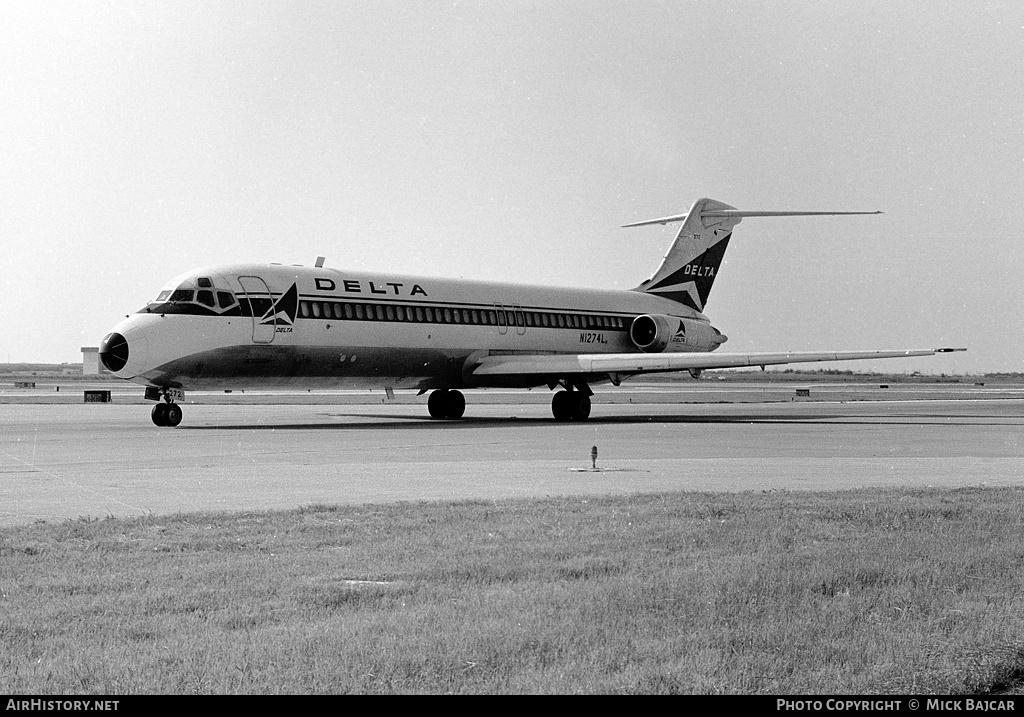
[630,198,739,312]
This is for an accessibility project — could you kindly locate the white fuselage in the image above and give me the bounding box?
[100,262,722,392]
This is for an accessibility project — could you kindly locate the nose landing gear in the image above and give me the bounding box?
[151,402,183,427]
[146,386,185,427]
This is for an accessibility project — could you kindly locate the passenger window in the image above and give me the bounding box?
[443,308,452,323]
[425,307,434,322]
[395,306,405,321]
[300,301,310,318]
[452,309,461,323]
[333,304,343,319]
[375,305,384,320]
[312,302,321,318]
[471,310,479,324]
[355,304,364,319]
[344,304,353,319]
[386,305,395,321]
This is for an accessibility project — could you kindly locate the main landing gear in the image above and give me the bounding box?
[426,383,592,421]
[427,389,466,419]
[551,382,592,422]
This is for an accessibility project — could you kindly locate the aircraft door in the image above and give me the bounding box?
[513,305,526,336]
[495,304,508,335]
[237,276,276,344]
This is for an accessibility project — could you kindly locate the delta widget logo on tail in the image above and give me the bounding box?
[259,283,298,327]
[644,233,731,311]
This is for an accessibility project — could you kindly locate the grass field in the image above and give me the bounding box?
[3,487,1024,694]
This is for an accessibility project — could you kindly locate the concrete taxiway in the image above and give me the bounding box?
[2,388,1023,527]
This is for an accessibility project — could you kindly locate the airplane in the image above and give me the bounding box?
[98,197,963,427]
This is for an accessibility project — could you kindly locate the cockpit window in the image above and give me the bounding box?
[140,277,241,316]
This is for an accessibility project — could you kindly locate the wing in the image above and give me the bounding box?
[471,348,965,379]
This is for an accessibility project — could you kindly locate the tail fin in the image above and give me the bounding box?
[628,198,739,312]
[627,198,881,312]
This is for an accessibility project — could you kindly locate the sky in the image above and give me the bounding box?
[1,0,1021,374]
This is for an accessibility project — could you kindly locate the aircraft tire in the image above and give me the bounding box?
[165,403,183,427]
[551,391,572,421]
[427,390,448,419]
[445,390,466,419]
[572,394,592,421]
[151,403,169,426]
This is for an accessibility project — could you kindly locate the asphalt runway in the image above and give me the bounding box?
[2,390,1023,527]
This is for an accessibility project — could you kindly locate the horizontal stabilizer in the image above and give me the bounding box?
[623,209,883,228]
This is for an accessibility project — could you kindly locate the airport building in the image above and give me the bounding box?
[81,347,99,375]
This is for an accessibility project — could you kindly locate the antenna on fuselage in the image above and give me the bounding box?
[315,256,325,268]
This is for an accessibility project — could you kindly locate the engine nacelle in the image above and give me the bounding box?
[629,314,727,353]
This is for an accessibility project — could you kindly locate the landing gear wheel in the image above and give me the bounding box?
[152,403,169,426]
[445,390,466,419]
[427,390,448,419]
[551,391,591,422]
[427,389,466,419]
[573,394,592,421]
[151,402,183,427]
[552,391,572,421]
[165,403,183,427]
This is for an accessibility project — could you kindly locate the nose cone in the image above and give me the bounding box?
[99,332,130,372]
